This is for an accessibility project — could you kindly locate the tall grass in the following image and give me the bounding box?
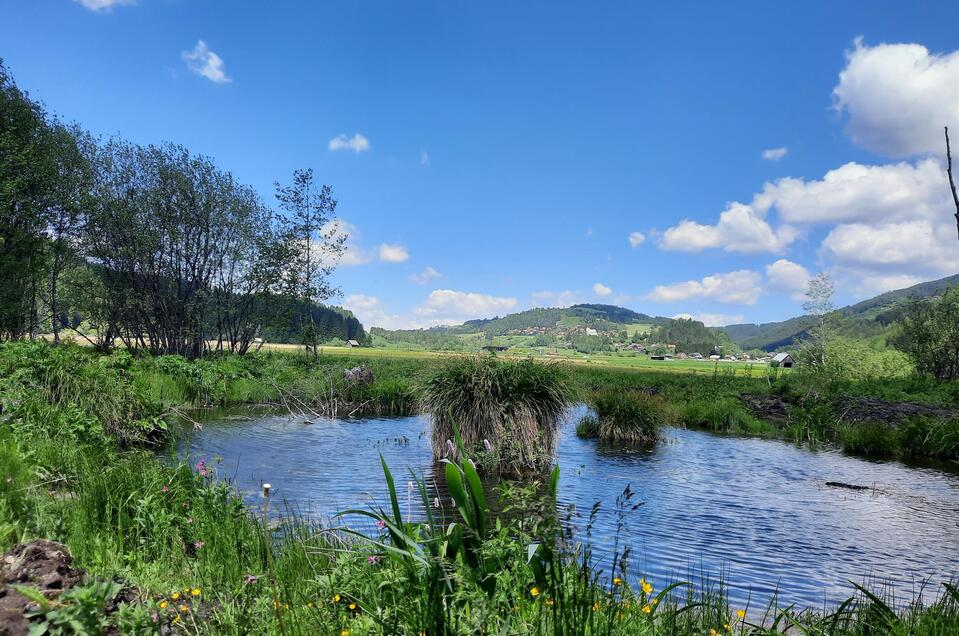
[578,389,672,443]
[420,355,572,474]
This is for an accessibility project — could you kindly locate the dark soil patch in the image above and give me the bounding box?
[834,397,957,426]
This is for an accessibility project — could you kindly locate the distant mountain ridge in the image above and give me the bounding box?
[371,274,959,352]
[721,273,959,351]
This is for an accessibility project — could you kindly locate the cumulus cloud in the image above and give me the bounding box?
[343,294,456,330]
[74,0,135,10]
[409,266,441,285]
[834,38,959,158]
[593,282,612,297]
[628,231,646,248]
[647,270,762,305]
[660,203,797,254]
[761,147,788,161]
[414,289,517,321]
[754,159,949,225]
[673,312,745,327]
[765,259,812,302]
[328,134,370,153]
[378,243,409,263]
[531,290,584,308]
[181,40,231,84]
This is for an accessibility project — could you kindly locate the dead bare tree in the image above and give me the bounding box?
[947,126,959,240]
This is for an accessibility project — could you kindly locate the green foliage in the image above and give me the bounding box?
[420,356,572,474]
[679,398,772,436]
[21,580,123,635]
[585,389,672,443]
[892,286,959,380]
[649,317,722,356]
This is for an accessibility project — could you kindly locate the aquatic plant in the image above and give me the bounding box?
[581,389,672,443]
[419,355,572,474]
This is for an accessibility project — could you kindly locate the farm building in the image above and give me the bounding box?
[772,352,794,368]
[346,339,361,348]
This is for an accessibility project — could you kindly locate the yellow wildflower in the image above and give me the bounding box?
[341,631,350,636]
[593,601,601,611]
[724,624,730,629]
[171,592,180,600]
[172,615,181,624]
[191,588,201,597]
[641,580,652,594]
[737,609,746,619]
[642,604,651,614]
[179,604,189,613]
[710,630,718,636]
[348,603,357,611]
[332,594,341,603]
[159,601,168,609]
[545,598,554,606]
[530,587,540,597]
[612,577,623,586]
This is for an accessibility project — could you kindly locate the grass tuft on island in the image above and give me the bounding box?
[419,354,572,474]
[577,389,673,443]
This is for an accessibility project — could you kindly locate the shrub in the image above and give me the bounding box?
[420,356,572,474]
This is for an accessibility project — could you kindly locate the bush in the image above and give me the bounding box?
[420,356,572,474]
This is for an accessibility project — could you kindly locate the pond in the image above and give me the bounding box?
[171,406,959,610]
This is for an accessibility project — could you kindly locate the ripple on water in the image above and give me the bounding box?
[173,407,959,609]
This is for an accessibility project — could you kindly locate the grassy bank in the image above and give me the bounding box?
[2,341,959,634]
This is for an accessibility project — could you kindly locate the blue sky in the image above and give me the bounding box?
[3,1,959,329]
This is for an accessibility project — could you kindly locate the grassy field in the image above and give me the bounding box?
[2,340,958,634]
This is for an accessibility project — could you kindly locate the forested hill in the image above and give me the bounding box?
[452,304,665,336]
[721,273,959,351]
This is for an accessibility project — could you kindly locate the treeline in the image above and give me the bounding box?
[370,327,467,351]
[1,61,355,357]
[649,318,725,355]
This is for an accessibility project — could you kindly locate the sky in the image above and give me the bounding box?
[3,1,959,330]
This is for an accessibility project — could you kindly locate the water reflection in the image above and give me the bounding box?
[172,405,959,609]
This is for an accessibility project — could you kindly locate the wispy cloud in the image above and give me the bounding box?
[74,0,135,12]
[329,134,371,153]
[761,146,788,161]
[420,151,430,166]
[628,231,646,248]
[409,266,441,285]
[181,40,231,84]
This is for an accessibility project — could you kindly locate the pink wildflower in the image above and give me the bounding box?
[367,556,381,565]
[375,520,386,529]
[194,541,205,550]
[161,485,170,493]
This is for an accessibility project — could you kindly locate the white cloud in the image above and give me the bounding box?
[378,243,409,263]
[765,259,812,302]
[628,231,646,248]
[531,290,584,308]
[415,289,517,321]
[647,270,763,305]
[342,294,455,330]
[593,282,612,297]
[316,220,371,267]
[673,312,745,327]
[181,40,231,84]
[660,203,797,254]
[74,0,135,11]
[420,151,430,166]
[328,134,370,153]
[762,147,788,161]
[754,159,950,225]
[834,38,959,158]
[409,266,442,284]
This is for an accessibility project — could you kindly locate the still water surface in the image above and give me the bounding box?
[173,406,959,609]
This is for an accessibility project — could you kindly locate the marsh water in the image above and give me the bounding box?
[171,405,959,609]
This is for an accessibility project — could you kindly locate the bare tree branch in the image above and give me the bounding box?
[947,126,959,241]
